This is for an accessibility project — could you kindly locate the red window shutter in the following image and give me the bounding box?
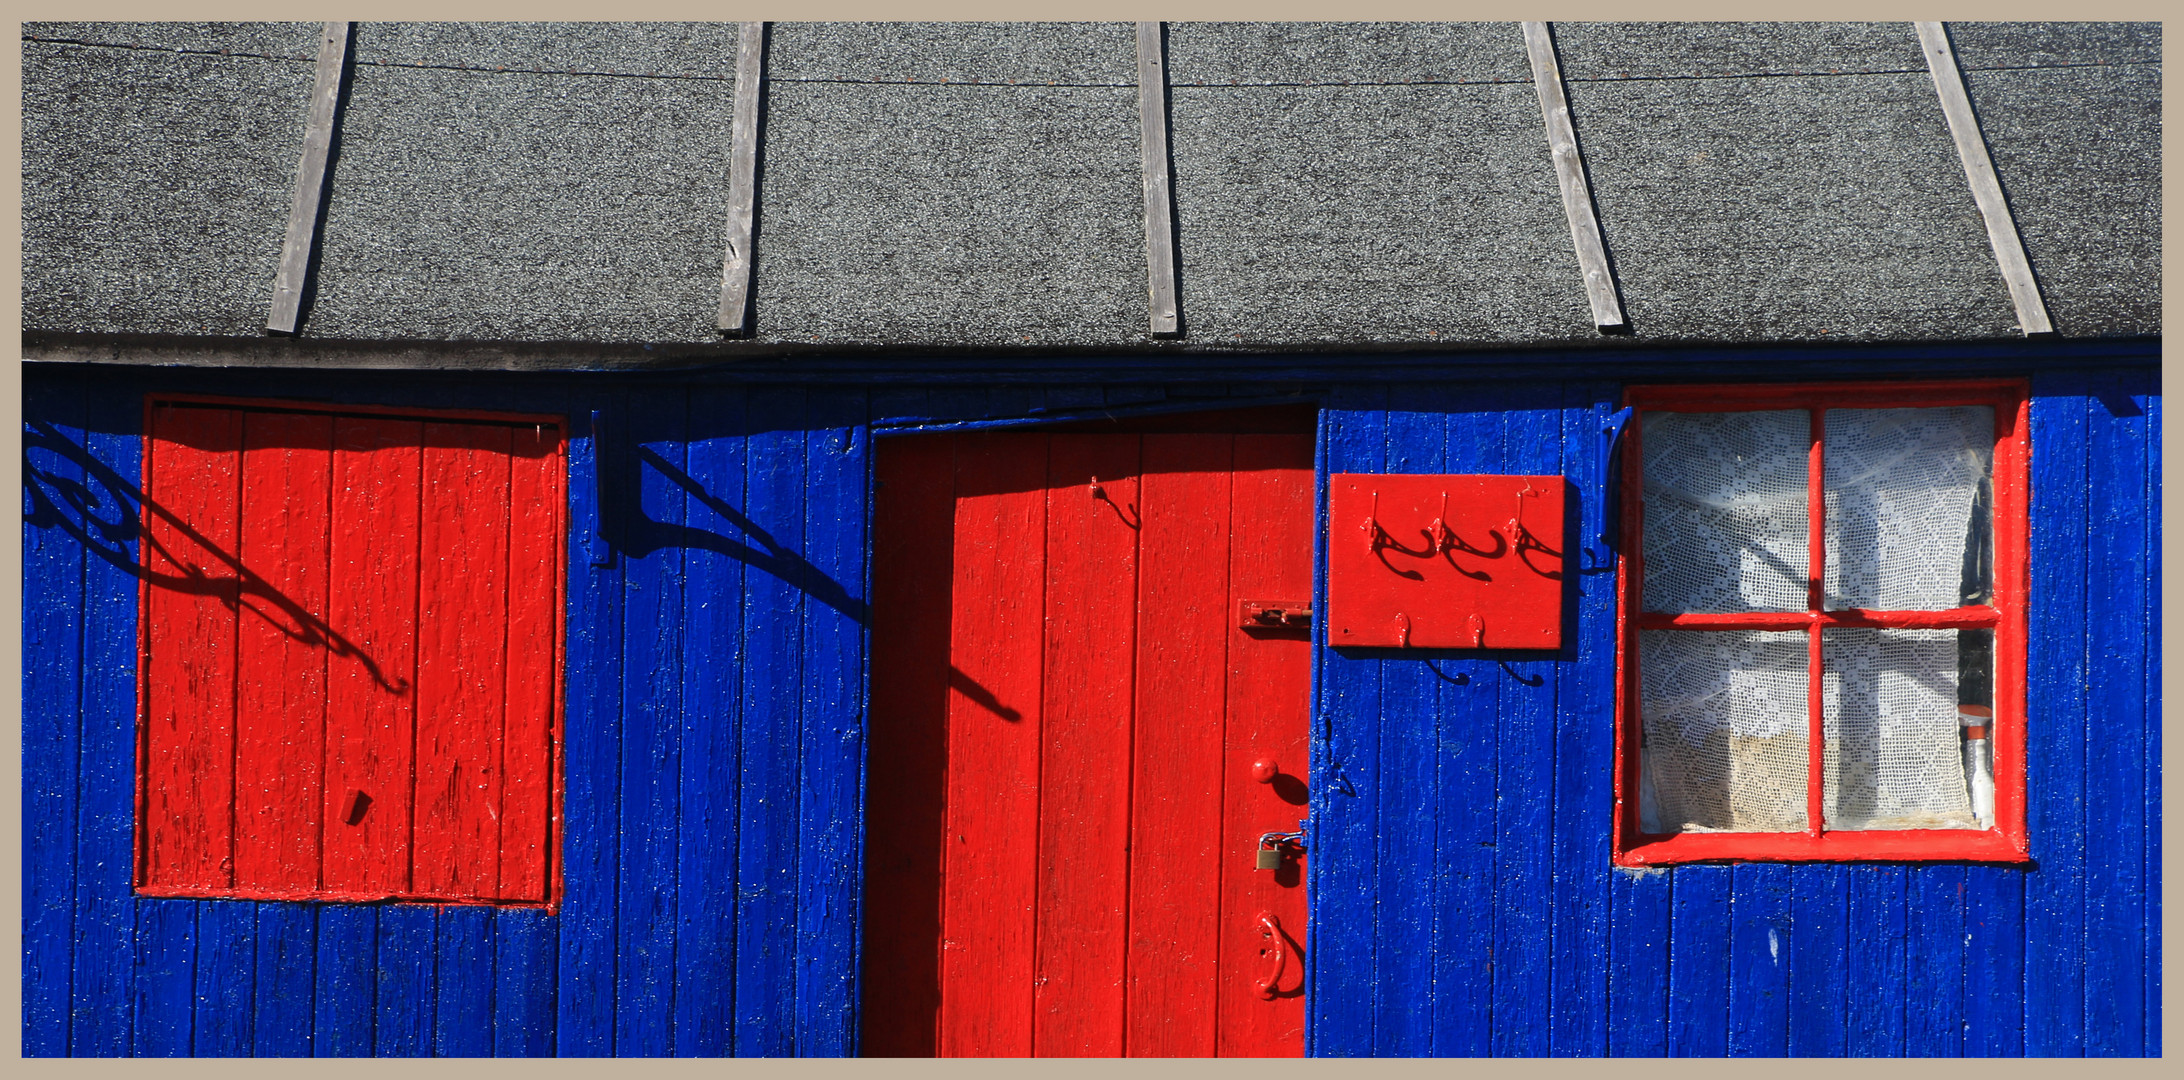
[137,397,566,905]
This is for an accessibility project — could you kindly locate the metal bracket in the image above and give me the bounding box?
[1239,598,1312,631]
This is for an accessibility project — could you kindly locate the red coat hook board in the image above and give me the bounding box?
[1328,474,1567,650]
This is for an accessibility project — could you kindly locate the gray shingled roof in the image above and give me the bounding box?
[20,21,2161,356]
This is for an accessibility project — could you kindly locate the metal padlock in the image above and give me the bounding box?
[1255,844,1284,871]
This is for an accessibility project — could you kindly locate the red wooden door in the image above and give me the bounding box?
[866,421,1313,1057]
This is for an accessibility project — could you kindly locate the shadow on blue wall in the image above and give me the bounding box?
[591,428,869,625]
[24,420,408,693]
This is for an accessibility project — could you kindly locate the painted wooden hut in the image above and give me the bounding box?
[21,20,2159,1057]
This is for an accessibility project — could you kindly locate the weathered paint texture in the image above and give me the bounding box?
[21,353,2160,1056]
[135,401,564,905]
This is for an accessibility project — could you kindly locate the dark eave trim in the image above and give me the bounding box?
[23,331,2157,385]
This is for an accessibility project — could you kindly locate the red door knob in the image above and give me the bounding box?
[1250,758,1279,784]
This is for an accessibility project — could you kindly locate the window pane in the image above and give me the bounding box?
[1641,410,1809,613]
[1823,406,1994,610]
[1822,628,1988,830]
[1638,630,1810,834]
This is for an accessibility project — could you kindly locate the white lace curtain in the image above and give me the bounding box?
[1637,407,1994,834]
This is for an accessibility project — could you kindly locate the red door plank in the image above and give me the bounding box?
[141,403,244,891]
[231,410,333,894]
[1126,434,1235,1057]
[322,416,423,897]
[939,432,1048,1057]
[1217,435,1315,1056]
[412,421,513,899]
[499,423,563,902]
[1032,435,1142,1057]
[864,434,960,1056]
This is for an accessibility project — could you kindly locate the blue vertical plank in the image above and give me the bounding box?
[616,388,688,1056]
[493,907,558,1057]
[1727,864,1792,1056]
[23,373,87,1057]
[75,385,143,1056]
[134,899,199,1056]
[1491,389,1560,1058]
[2024,381,2088,1055]
[1905,865,1968,1056]
[796,390,870,1055]
[1430,390,1501,1057]
[2083,369,2149,1056]
[1550,382,1615,1057]
[675,385,749,1056]
[375,904,437,1056]
[1607,868,1671,1056]
[559,386,623,1056]
[1846,866,1908,1056]
[251,903,318,1055]
[1309,387,1384,1057]
[2140,385,2161,1059]
[1962,866,2025,1056]
[1786,865,1849,1056]
[252,903,317,1055]
[1665,866,1730,1056]
[1375,392,1441,1056]
[194,902,258,1055]
[737,388,807,1056]
[434,905,495,1056]
[314,906,377,1056]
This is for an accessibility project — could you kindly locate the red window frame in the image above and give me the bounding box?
[1613,379,2030,865]
[134,394,569,906]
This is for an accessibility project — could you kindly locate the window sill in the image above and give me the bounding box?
[1614,827,2031,866]
[135,882,556,908]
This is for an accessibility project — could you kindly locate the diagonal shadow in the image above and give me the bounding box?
[947,667,1020,722]
[619,444,871,625]
[24,422,408,694]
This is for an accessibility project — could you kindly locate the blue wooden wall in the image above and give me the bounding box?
[1305,368,2160,1057]
[21,358,2160,1056]
[23,369,873,1056]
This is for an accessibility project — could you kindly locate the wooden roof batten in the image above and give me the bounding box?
[265,22,352,336]
[1522,21,1628,335]
[1916,22,2054,337]
[1137,22,1182,338]
[717,21,768,336]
